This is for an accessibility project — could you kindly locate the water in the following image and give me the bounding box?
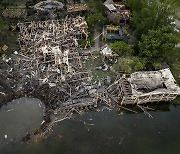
[0,99,180,154]
[0,98,45,148]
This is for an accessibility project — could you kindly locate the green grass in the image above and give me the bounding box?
[0,0,27,8]
[82,55,115,82]
[0,29,19,54]
[0,1,22,55]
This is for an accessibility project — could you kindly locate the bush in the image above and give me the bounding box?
[126,0,176,39]
[153,62,162,70]
[139,26,178,61]
[110,41,134,57]
[85,0,106,14]
[113,57,145,73]
[86,13,107,27]
[79,39,94,48]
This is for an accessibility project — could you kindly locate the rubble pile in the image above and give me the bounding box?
[0,16,100,139]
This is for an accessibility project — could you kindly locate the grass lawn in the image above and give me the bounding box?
[82,55,116,82]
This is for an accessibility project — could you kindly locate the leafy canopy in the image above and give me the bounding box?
[113,57,145,73]
[85,0,106,14]
[87,13,107,27]
[110,41,134,57]
[126,0,177,39]
[139,26,178,60]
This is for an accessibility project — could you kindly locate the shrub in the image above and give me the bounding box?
[110,41,134,57]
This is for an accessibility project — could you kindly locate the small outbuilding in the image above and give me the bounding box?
[34,0,64,11]
[103,0,131,23]
[102,25,128,42]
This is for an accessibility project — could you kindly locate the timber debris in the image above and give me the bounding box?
[12,16,98,128]
[104,0,131,23]
[66,3,89,13]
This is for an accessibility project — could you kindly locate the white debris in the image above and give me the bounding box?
[41,120,45,125]
[170,21,176,25]
[101,46,113,55]
[4,135,8,139]
[168,16,174,20]
[102,64,109,71]
[25,75,30,78]
[104,0,116,11]
[6,109,14,112]
[0,92,6,95]
[14,51,18,55]
[9,68,13,72]
[42,78,48,83]
[5,58,11,63]
[56,69,60,74]
[49,83,56,87]
[174,28,179,33]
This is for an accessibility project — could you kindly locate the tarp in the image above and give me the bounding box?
[104,4,116,11]
[101,46,113,55]
[103,0,116,11]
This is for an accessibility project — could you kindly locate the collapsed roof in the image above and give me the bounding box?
[18,16,88,77]
[129,68,180,95]
[103,0,131,22]
[18,16,88,51]
[66,3,89,13]
[107,68,180,105]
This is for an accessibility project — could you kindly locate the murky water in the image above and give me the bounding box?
[0,98,180,154]
[0,98,45,147]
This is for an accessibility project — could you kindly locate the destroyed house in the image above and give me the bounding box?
[18,16,88,51]
[17,16,98,112]
[112,69,180,105]
[18,16,88,74]
[66,3,88,13]
[2,8,27,19]
[103,0,131,23]
[102,25,128,41]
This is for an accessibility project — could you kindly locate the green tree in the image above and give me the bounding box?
[139,26,178,60]
[87,13,107,27]
[85,0,106,14]
[126,0,177,39]
[110,41,134,57]
[113,57,145,73]
[152,62,162,70]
